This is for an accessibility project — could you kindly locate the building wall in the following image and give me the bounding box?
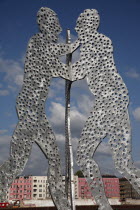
[8,175,79,201]
[9,176,32,200]
[78,178,120,199]
[74,176,79,199]
[78,178,92,199]
[8,175,121,201]
[32,176,50,200]
[119,178,140,201]
[103,178,120,198]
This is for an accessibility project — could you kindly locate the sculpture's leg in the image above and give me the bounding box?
[108,112,140,194]
[35,116,71,210]
[0,121,33,201]
[77,117,113,210]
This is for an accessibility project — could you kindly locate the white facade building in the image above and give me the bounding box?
[74,176,79,199]
[32,176,50,200]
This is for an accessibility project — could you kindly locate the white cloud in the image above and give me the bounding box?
[14,74,23,86]
[96,142,112,156]
[49,102,65,127]
[0,57,24,89]
[0,129,8,135]
[0,89,9,96]
[48,101,87,137]
[133,107,140,121]
[77,94,94,115]
[71,106,87,132]
[126,69,140,79]
[55,133,65,142]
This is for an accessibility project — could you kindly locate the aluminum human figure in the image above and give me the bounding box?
[0,7,78,210]
[72,9,140,210]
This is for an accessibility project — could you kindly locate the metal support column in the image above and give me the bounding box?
[65,29,75,210]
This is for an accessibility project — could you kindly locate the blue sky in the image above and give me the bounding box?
[0,0,140,176]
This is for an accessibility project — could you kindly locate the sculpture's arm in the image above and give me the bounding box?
[52,40,80,56]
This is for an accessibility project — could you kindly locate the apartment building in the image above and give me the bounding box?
[103,178,120,198]
[74,175,79,199]
[78,178,92,199]
[8,175,121,201]
[119,178,140,201]
[8,176,32,200]
[8,175,79,200]
[32,176,50,200]
[78,177,120,199]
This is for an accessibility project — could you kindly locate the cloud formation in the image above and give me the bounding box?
[0,129,8,135]
[0,57,24,91]
[133,107,140,121]
[126,69,140,79]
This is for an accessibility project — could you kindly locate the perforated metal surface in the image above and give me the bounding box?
[0,7,75,210]
[73,9,140,210]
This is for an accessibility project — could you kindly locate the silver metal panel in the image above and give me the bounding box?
[73,9,140,210]
[0,7,73,210]
[65,30,75,210]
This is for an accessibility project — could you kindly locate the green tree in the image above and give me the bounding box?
[74,170,84,177]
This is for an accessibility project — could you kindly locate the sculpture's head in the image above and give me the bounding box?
[75,9,100,36]
[37,7,62,41]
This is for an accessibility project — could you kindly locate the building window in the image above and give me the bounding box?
[39,194,42,197]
